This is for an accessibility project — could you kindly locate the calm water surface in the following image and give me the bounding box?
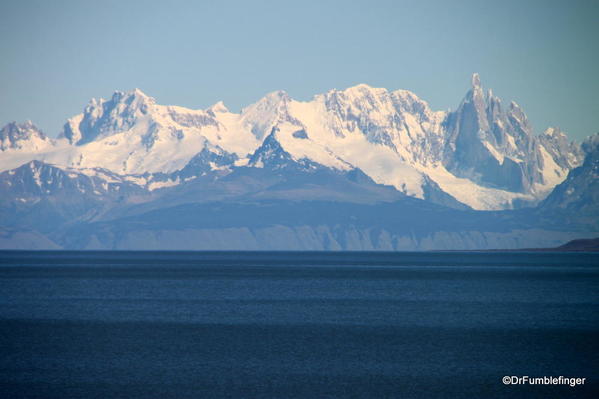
[0,251,598,398]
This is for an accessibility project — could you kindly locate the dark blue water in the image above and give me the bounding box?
[1,251,598,398]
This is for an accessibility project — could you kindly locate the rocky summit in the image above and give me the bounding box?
[1,75,596,250]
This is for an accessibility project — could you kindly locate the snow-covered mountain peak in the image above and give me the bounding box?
[243,90,290,112]
[464,73,486,110]
[132,87,151,97]
[0,77,586,212]
[20,120,37,129]
[471,72,481,88]
[0,121,52,152]
[582,133,599,154]
[391,88,423,100]
[248,128,289,168]
[247,126,351,173]
[540,132,599,215]
[2,120,42,137]
[542,127,569,140]
[508,100,524,115]
[9,88,261,175]
[240,90,295,140]
[87,88,156,119]
[325,83,389,101]
[267,89,290,100]
[506,100,532,133]
[111,88,155,105]
[339,83,387,96]
[443,74,538,192]
[346,83,375,90]
[207,101,229,114]
[115,88,156,112]
[318,83,434,120]
[61,88,158,146]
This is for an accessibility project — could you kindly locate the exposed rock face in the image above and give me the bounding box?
[0,76,594,250]
[538,127,583,171]
[442,74,575,194]
[57,198,598,251]
[539,134,599,228]
[67,226,596,251]
[0,121,52,152]
[61,89,156,145]
[0,160,145,234]
[0,75,584,210]
[0,160,139,198]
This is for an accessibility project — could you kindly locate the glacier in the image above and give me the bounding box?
[1,74,596,250]
[0,74,584,210]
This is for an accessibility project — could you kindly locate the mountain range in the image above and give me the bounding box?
[1,74,597,250]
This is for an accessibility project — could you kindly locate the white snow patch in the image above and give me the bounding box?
[148,178,180,191]
[483,142,505,164]
[420,164,534,210]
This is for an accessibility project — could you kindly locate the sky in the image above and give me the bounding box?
[0,0,597,141]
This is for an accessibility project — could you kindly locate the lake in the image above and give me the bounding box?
[0,251,597,398]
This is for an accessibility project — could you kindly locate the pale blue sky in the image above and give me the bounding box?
[1,0,597,140]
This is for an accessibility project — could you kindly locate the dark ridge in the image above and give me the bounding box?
[556,237,599,252]
[446,237,599,253]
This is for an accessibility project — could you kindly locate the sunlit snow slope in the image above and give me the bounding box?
[0,74,584,210]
